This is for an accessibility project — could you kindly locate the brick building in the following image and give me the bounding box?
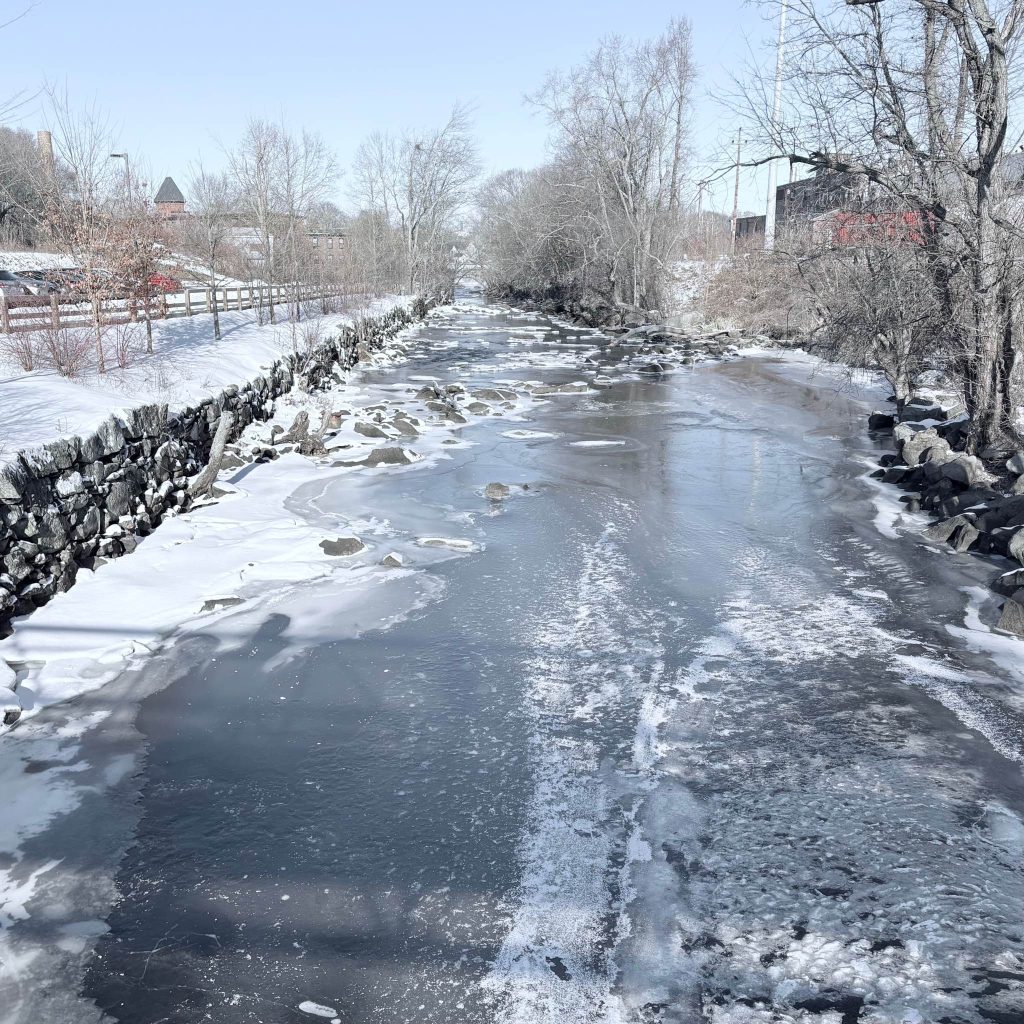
[154,177,186,220]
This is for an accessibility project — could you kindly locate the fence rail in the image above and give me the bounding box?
[0,283,363,334]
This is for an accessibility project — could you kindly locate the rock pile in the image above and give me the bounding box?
[871,405,1024,635]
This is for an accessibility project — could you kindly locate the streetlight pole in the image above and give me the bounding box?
[764,1,788,251]
[110,152,131,205]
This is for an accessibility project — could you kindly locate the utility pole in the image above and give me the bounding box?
[764,0,788,251]
[731,129,742,253]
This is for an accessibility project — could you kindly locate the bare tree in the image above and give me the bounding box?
[0,126,50,246]
[227,119,281,322]
[39,88,120,372]
[105,185,162,354]
[273,125,338,322]
[352,105,480,298]
[529,18,696,312]
[476,20,696,316]
[733,0,1024,452]
[177,167,237,341]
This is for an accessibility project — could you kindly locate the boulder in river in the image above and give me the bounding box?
[899,428,950,468]
[381,552,405,568]
[473,388,517,403]
[868,411,896,430]
[532,382,590,396]
[924,513,976,545]
[939,455,998,488]
[997,590,1024,637]
[355,422,388,439]
[1009,526,1024,566]
[1,685,21,726]
[484,482,510,500]
[391,417,419,437]
[364,447,418,467]
[319,536,365,556]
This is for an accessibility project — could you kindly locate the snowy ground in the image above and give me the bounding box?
[0,295,412,463]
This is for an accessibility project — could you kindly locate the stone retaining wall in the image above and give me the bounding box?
[0,299,431,634]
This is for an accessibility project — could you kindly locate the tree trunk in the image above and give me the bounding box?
[189,411,235,498]
[210,270,221,341]
[92,295,105,374]
[968,201,1004,452]
[143,294,153,354]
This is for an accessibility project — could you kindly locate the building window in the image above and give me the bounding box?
[311,236,318,247]
[327,238,334,250]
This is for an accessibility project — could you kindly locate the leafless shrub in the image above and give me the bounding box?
[702,251,810,337]
[321,293,344,315]
[38,324,95,378]
[299,316,326,355]
[299,296,323,319]
[109,322,145,369]
[1,332,38,371]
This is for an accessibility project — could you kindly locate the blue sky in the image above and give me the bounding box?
[4,0,777,215]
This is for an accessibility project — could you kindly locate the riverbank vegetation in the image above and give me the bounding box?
[475,20,695,320]
[709,0,1024,456]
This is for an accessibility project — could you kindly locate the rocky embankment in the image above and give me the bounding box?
[0,301,430,638]
[869,392,1024,635]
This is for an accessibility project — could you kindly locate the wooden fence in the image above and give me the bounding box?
[0,282,359,335]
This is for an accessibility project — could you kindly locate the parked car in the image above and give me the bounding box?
[45,269,88,300]
[148,272,183,294]
[0,270,34,303]
[16,270,62,296]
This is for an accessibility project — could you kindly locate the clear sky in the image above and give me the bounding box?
[3,0,778,216]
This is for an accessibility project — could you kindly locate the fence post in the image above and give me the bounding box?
[185,289,192,317]
[237,287,243,312]
[160,293,168,319]
[0,292,9,333]
[50,292,60,329]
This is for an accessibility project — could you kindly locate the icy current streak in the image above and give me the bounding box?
[481,506,670,1022]
[7,299,1024,1024]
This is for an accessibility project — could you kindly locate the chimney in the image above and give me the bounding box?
[37,130,55,176]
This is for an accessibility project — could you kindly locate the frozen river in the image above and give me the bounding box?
[3,300,1024,1023]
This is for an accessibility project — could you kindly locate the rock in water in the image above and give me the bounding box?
[1,685,22,726]
[939,455,998,488]
[364,447,417,467]
[319,537,365,556]
[868,411,896,430]
[354,422,388,439]
[997,590,1024,637]
[392,418,419,437]
[924,513,976,545]
[1009,527,1024,566]
[484,482,511,500]
[381,552,405,568]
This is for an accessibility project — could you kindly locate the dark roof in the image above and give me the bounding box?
[154,176,184,205]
